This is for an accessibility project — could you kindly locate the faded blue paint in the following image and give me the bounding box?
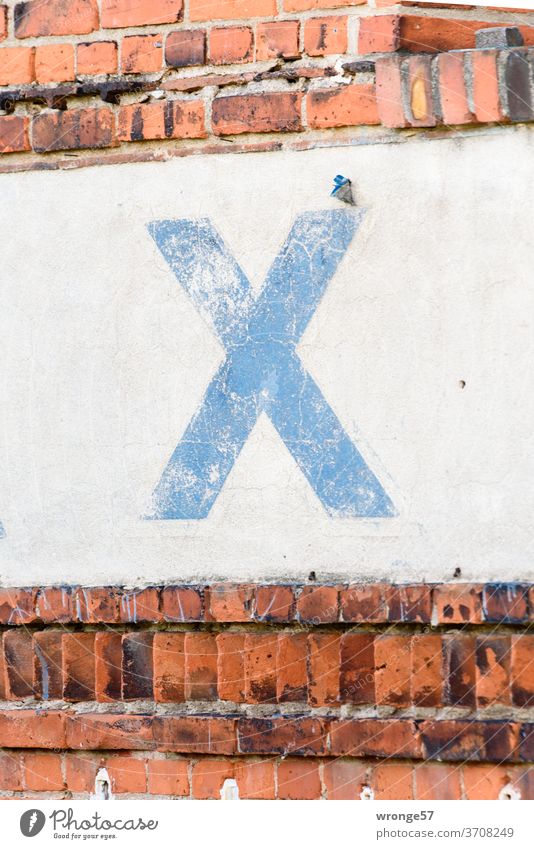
[0,521,5,539]
[147,210,395,520]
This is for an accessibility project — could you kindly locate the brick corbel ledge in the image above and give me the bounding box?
[0,582,533,800]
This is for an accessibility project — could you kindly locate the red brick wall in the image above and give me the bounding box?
[0,582,532,799]
[0,2,534,165]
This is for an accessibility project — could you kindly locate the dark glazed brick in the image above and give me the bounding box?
[165,29,206,67]
[238,717,328,756]
[95,632,122,702]
[421,720,519,763]
[483,583,529,623]
[122,633,154,700]
[444,634,476,708]
[4,631,34,698]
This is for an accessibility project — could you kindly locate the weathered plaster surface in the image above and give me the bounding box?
[0,129,533,584]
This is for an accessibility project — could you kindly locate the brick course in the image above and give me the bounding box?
[0,9,530,163]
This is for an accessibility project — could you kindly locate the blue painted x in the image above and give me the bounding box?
[147,209,394,520]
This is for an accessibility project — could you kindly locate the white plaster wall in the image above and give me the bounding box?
[0,128,533,584]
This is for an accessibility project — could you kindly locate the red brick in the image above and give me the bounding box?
[93,634,121,705]
[436,52,474,126]
[216,632,245,702]
[340,584,389,622]
[401,16,534,53]
[411,634,443,707]
[444,634,476,708]
[32,108,115,153]
[66,713,154,750]
[387,585,432,622]
[3,630,34,698]
[154,716,236,755]
[277,632,307,702]
[77,41,118,76]
[184,632,218,700]
[62,633,95,701]
[323,759,368,800]
[285,0,365,8]
[297,586,339,623]
[520,723,534,761]
[74,587,119,623]
[35,587,72,624]
[421,720,519,763]
[208,583,254,622]
[122,632,154,700]
[122,34,163,74]
[308,632,340,706]
[372,763,413,800]
[0,649,5,700]
[235,759,275,799]
[147,758,189,796]
[245,634,277,703]
[210,26,253,65]
[34,43,75,84]
[483,584,529,623]
[119,588,161,622]
[476,636,511,707]
[14,0,98,38]
[192,759,234,799]
[24,752,64,792]
[256,21,300,60]
[0,115,30,152]
[165,29,206,68]
[415,764,462,800]
[212,91,302,135]
[190,0,276,21]
[406,55,436,126]
[340,633,374,704]
[34,631,63,700]
[0,752,23,791]
[511,635,534,707]
[162,586,203,622]
[472,51,505,123]
[375,635,411,707]
[278,759,321,799]
[375,55,409,128]
[0,47,34,85]
[0,588,36,625]
[255,585,295,622]
[107,755,147,794]
[305,16,347,56]
[515,767,534,800]
[434,584,484,624]
[359,15,400,53]
[65,753,100,793]
[463,764,516,800]
[307,83,379,129]
[0,710,66,749]
[330,719,421,759]
[153,632,185,702]
[238,717,328,756]
[102,0,183,28]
